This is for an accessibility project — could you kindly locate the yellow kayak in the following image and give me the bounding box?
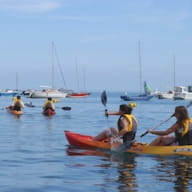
[6,106,23,116]
[64,131,192,156]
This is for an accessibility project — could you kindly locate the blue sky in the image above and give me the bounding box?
[0,0,192,92]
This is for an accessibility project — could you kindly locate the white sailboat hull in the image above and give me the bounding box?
[157,92,174,99]
[29,90,67,98]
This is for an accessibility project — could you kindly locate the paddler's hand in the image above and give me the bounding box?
[147,129,153,134]
[105,109,108,117]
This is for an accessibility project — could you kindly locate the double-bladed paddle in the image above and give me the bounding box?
[25,102,71,110]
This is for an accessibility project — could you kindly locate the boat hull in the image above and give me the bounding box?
[120,95,153,101]
[64,131,192,156]
[30,90,67,98]
[67,92,90,98]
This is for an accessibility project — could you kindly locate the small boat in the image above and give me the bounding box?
[120,81,153,101]
[173,86,192,100]
[6,106,23,116]
[43,108,56,116]
[157,91,174,99]
[67,92,91,98]
[120,94,153,101]
[0,89,18,96]
[64,131,192,156]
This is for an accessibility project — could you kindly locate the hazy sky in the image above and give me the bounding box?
[0,0,192,92]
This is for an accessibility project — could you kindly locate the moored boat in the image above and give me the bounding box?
[0,89,18,96]
[64,131,192,156]
[157,91,174,99]
[173,86,192,100]
[120,81,153,101]
[67,92,91,98]
[29,89,68,99]
[43,108,55,116]
[6,106,23,116]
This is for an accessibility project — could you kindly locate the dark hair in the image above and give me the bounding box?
[119,104,132,114]
[175,106,189,121]
[48,97,52,101]
[17,95,21,99]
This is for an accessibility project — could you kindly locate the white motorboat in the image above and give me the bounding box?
[157,91,174,99]
[173,86,192,100]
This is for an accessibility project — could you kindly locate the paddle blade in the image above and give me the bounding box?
[61,107,71,110]
[101,90,107,107]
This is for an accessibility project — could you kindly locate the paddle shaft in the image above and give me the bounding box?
[25,103,71,110]
[101,91,109,127]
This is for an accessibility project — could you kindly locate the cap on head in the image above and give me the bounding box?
[128,102,137,109]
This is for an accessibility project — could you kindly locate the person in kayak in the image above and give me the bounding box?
[93,103,138,143]
[43,97,55,112]
[148,106,192,146]
[11,95,24,111]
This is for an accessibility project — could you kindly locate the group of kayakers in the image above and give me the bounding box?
[94,103,192,146]
[9,96,55,114]
[8,95,192,146]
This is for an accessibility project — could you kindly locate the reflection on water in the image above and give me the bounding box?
[66,147,137,192]
[154,156,192,192]
[66,147,192,192]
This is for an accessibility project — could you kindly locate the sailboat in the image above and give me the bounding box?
[67,60,90,98]
[30,42,67,99]
[120,81,153,101]
[120,41,153,101]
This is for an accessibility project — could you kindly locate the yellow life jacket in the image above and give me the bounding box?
[44,100,54,108]
[14,100,22,107]
[118,114,138,132]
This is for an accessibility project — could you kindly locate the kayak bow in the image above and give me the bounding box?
[43,108,56,116]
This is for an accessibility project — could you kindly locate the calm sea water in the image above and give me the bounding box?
[1,92,192,192]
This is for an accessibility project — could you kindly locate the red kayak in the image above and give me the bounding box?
[43,108,55,116]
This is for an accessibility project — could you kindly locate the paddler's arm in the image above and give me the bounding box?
[105,110,122,116]
[148,123,179,135]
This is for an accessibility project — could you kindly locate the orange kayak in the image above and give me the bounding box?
[64,131,192,156]
[6,106,23,116]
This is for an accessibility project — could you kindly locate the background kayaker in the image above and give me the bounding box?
[43,97,55,111]
[148,106,192,146]
[93,103,138,143]
[11,95,24,111]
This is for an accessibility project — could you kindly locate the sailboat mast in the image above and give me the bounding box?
[173,55,176,89]
[75,58,79,90]
[52,41,55,89]
[138,40,142,93]
[16,72,18,90]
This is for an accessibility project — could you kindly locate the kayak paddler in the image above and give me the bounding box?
[11,95,24,111]
[43,97,55,112]
[148,106,192,146]
[93,103,138,143]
